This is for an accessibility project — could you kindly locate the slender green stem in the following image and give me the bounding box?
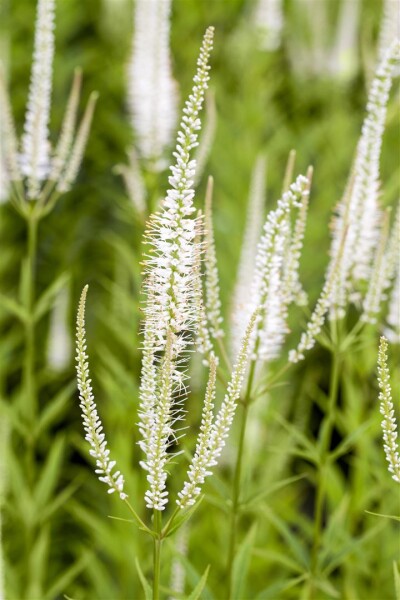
[226,361,256,598]
[24,213,38,429]
[153,510,162,600]
[217,336,232,371]
[310,343,341,581]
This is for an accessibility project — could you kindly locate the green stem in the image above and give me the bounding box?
[24,213,38,436]
[216,336,232,371]
[226,361,256,599]
[153,510,162,600]
[310,344,341,580]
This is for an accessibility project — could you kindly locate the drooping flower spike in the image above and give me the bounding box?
[76,286,127,500]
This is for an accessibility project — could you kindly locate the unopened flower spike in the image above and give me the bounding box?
[377,336,400,483]
[248,174,310,363]
[177,311,258,509]
[75,285,127,500]
[204,175,224,340]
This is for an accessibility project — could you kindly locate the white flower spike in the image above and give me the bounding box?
[76,286,127,500]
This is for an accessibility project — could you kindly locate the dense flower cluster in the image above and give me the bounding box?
[143,27,214,354]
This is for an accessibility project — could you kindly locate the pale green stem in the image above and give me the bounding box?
[226,360,256,599]
[153,510,162,600]
[309,328,341,591]
[24,213,38,438]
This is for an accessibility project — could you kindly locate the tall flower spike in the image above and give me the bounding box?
[177,311,257,509]
[177,353,217,508]
[350,39,400,283]
[230,155,266,359]
[57,91,98,193]
[49,68,82,182]
[330,39,400,306]
[128,0,178,168]
[21,0,55,198]
[204,176,224,340]
[248,175,310,362]
[76,286,127,500]
[377,336,400,483]
[143,27,214,352]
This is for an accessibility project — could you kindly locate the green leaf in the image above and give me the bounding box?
[260,506,309,569]
[40,478,82,524]
[45,553,90,600]
[188,565,210,600]
[34,434,66,511]
[243,473,307,509]
[135,558,152,600]
[0,293,28,323]
[163,497,204,538]
[330,421,372,462]
[35,381,75,437]
[34,272,70,322]
[231,525,257,600]
[26,526,50,600]
[255,574,309,599]
[394,562,400,600]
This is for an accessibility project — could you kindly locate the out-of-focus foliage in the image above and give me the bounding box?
[0,0,399,599]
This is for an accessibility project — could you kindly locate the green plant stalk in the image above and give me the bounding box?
[310,333,341,584]
[24,213,38,423]
[22,211,39,598]
[153,510,162,600]
[226,360,256,599]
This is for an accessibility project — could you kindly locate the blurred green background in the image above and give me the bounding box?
[0,0,399,599]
